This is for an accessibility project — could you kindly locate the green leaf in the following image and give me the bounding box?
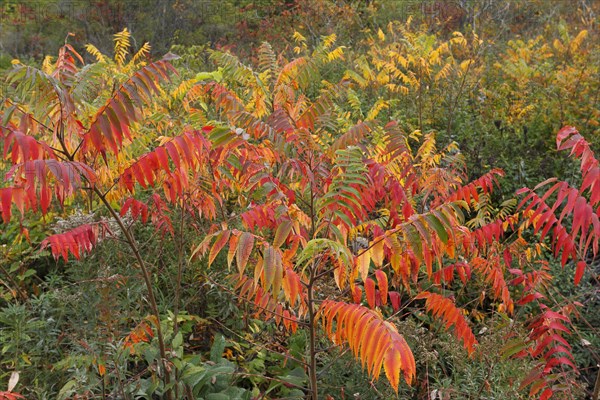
[425,214,449,244]
[172,332,183,349]
[500,338,527,360]
[181,365,208,389]
[206,394,231,400]
[210,334,226,363]
[57,379,78,400]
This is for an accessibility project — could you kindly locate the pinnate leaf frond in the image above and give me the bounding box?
[82,54,178,159]
[41,222,110,262]
[415,291,478,354]
[320,300,416,391]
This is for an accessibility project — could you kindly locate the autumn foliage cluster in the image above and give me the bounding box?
[0,4,599,399]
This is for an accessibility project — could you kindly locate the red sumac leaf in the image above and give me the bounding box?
[389,291,401,312]
[352,285,362,304]
[365,278,376,308]
[574,260,586,285]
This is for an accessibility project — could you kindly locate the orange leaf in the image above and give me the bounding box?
[208,230,230,267]
[351,285,362,304]
[227,234,239,268]
[319,300,415,392]
[375,270,388,306]
[365,278,376,308]
[416,291,478,355]
[237,232,254,276]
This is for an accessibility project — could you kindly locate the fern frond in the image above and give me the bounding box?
[114,28,131,66]
[85,44,108,63]
[257,42,278,75]
[130,42,151,66]
[318,147,369,229]
[330,121,372,153]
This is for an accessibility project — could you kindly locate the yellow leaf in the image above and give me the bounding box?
[227,234,239,268]
[273,220,293,248]
[370,239,384,267]
[356,251,371,282]
[333,258,346,290]
[236,232,253,275]
[263,245,276,289]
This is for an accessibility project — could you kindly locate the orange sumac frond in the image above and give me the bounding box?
[235,276,300,333]
[470,255,513,311]
[199,82,245,115]
[415,291,478,355]
[330,121,373,153]
[431,262,471,285]
[319,300,416,391]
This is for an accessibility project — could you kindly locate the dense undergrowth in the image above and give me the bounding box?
[0,1,599,399]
